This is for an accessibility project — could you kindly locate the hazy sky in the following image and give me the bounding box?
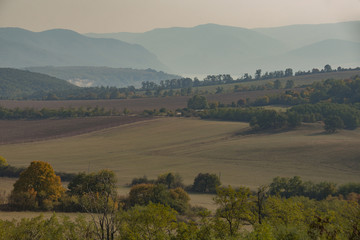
[0,0,359,33]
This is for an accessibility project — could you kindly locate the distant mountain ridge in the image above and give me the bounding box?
[0,28,167,71]
[254,21,360,49]
[0,68,78,99]
[87,23,288,74]
[87,21,360,74]
[26,66,181,88]
[1,21,359,77]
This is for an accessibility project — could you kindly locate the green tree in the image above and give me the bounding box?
[187,95,209,110]
[255,69,262,80]
[79,170,119,240]
[10,161,65,210]
[119,203,177,240]
[324,116,344,133]
[68,170,117,196]
[324,64,332,72]
[273,79,282,89]
[285,79,295,89]
[214,186,255,236]
[156,172,184,189]
[285,68,293,77]
[192,173,221,193]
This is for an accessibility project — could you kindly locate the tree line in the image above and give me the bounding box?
[1,159,360,239]
[0,106,118,120]
[140,65,359,92]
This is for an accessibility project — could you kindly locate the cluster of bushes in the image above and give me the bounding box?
[269,176,360,200]
[0,106,119,120]
[289,102,360,131]
[251,76,360,107]
[309,76,360,104]
[199,107,301,130]
[131,172,221,194]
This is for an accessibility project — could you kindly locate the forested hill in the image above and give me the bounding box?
[26,66,181,88]
[0,28,167,71]
[0,68,78,99]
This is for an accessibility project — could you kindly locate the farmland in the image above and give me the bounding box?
[1,117,360,189]
[186,69,360,93]
[0,89,284,113]
[0,116,149,144]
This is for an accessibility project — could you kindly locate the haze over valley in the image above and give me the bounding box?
[1,1,360,238]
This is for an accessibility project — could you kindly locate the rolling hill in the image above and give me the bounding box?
[280,39,360,69]
[0,68,78,99]
[88,21,360,74]
[87,24,287,74]
[0,28,167,71]
[254,21,360,49]
[26,66,181,88]
[1,117,359,188]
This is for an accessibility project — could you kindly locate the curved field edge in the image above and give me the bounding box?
[0,116,151,145]
[0,117,359,189]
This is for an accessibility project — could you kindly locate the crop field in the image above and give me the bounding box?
[195,70,360,93]
[0,116,150,144]
[1,117,360,189]
[0,89,284,113]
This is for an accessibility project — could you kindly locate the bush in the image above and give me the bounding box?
[191,173,221,193]
[187,95,209,110]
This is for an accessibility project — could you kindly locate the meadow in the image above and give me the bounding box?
[1,117,359,189]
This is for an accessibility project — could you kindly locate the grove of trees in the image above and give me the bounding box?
[1,160,360,239]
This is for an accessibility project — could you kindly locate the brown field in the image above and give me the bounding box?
[0,116,150,145]
[1,117,360,188]
[0,89,284,113]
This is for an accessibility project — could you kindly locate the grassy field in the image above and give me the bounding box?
[1,117,360,189]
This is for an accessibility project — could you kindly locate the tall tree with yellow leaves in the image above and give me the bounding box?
[10,161,65,210]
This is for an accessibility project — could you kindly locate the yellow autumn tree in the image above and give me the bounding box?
[10,161,65,210]
[0,155,8,167]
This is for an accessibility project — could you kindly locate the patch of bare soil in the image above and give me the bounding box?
[0,116,150,145]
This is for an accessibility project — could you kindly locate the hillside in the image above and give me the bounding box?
[1,117,359,188]
[26,66,181,88]
[88,21,360,74]
[0,68,78,99]
[0,28,167,71]
[87,24,286,74]
[254,21,360,49]
[279,39,360,68]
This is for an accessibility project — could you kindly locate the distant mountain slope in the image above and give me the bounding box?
[26,66,181,88]
[0,68,78,99]
[87,24,287,74]
[87,21,360,74]
[0,28,167,71]
[254,21,360,49]
[269,39,360,70]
